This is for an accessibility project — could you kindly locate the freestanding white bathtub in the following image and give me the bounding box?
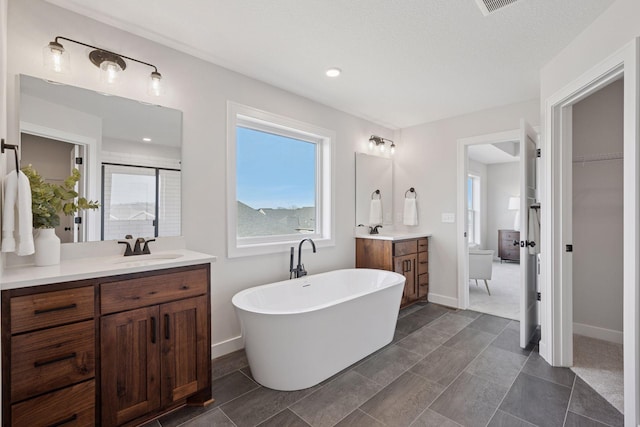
[232,268,405,391]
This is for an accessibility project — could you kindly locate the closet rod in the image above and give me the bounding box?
[573,152,623,163]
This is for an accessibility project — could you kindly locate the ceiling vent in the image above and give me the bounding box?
[474,0,519,16]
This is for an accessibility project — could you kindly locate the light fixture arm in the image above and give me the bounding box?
[53,36,159,73]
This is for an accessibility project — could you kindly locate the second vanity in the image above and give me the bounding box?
[355,232,431,308]
[1,249,215,427]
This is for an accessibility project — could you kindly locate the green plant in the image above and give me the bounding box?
[22,164,100,229]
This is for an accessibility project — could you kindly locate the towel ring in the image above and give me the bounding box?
[371,189,381,200]
[1,139,20,176]
[404,187,417,199]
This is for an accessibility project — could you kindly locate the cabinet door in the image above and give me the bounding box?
[101,306,160,427]
[394,255,417,306]
[160,295,209,406]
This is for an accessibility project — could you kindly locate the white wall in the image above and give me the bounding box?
[467,159,487,248]
[393,99,540,304]
[7,0,394,355]
[572,79,623,338]
[486,162,519,257]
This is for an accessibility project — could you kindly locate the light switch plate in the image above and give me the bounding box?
[441,213,455,223]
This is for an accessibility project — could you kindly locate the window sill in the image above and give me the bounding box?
[227,236,335,258]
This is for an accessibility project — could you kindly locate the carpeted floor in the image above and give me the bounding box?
[572,334,624,413]
[468,261,520,320]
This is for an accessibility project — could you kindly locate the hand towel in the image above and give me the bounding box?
[1,171,35,256]
[403,197,418,226]
[528,206,540,255]
[369,199,382,225]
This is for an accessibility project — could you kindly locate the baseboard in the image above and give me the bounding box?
[212,335,244,359]
[428,292,458,308]
[573,322,623,344]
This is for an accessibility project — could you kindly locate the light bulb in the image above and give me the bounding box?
[390,143,396,155]
[100,60,122,85]
[43,41,69,74]
[379,143,385,153]
[369,140,375,150]
[148,71,162,96]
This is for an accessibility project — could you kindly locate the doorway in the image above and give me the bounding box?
[543,38,639,423]
[466,140,521,320]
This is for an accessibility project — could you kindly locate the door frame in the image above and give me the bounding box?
[542,37,639,424]
[456,129,521,310]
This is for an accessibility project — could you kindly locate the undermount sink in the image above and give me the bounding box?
[111,253,184,265]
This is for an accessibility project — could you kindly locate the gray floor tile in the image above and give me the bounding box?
[257,409,310,427]
[521,350,575,388]
[212,349,249,380]
[411,345,476,386]
[568,377,624,427]
[409,409,461,426]
[220,385,315,427]
[396,311,442,335]
[491,325,534,356]
[441,326,496,357]
[430,372,508,427]
[140,421,161,427]
[499,372,572,427]
[360,372,444,427]
[414,303,452,318]
[564,411,610,427]
[465,345,528,387]
[452,309,482,319]
[399,304,425,319]
[290,371,382,427]
[467,314,511,335]
[425,312,474,336]
[211,370,260,407]
[334,409,385,427]
[487,410,536,426]
[354,344,423,386]
[157,405,216,427]
[180,408,235,427]
[396,325,451,356]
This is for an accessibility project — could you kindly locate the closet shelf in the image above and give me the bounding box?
[573,152,623,163]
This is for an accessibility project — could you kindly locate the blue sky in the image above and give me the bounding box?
[237,127,316,209]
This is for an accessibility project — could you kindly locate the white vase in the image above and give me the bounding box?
[34,228,61,266]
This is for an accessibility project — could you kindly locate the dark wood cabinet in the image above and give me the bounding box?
[356,236,429,307]
[2,263,212,427]
[498,229,520,262]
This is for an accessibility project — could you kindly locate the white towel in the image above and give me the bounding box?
[369,199,382,225]
[1,171,35,256]
[528,206,540,255]
[403,198,418,226]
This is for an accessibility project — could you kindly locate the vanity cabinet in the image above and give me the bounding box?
[2,263,212,427]
[356,236,429,307]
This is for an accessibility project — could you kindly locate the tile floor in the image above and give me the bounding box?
[143,303,623,427]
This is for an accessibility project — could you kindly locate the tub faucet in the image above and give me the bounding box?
[290,238,316,279]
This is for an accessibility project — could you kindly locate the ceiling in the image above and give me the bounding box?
[44,0,614,129]
[468,142,519,165]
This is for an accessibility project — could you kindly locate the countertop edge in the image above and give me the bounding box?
[1,249,216,290]
[354,233,432,241]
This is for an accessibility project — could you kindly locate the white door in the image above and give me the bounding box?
[520,119,538,348]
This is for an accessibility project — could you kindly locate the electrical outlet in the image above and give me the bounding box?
[441,213,455,223]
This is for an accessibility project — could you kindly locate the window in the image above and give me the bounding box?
[102,164,181,240]
[227,102,334,257]
[467,174,481,245]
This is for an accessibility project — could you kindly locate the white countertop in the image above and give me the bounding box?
[355,232,432,241]
[1,249,216,290]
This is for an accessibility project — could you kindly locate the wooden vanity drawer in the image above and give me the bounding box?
[418,273,429,298]
[12,380,95,427]
[101,267,208,314]
[418,252,428,275]
[10,286,94,334]
[417,238,428,252]
[394,240,417,257]
[11,320,95,402]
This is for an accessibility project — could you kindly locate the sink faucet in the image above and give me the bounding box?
[289,238,316,279]
[369,225,383,235]
[118,236,155,256]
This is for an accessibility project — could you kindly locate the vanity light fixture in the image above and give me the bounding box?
[368,135,396,155]
[43,36,163,96]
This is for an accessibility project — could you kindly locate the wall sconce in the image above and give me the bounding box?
[368,135,396,155]
[43,36,163,96]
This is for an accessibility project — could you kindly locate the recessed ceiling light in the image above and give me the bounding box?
[325,68,341,77]
[142,137,152,142]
